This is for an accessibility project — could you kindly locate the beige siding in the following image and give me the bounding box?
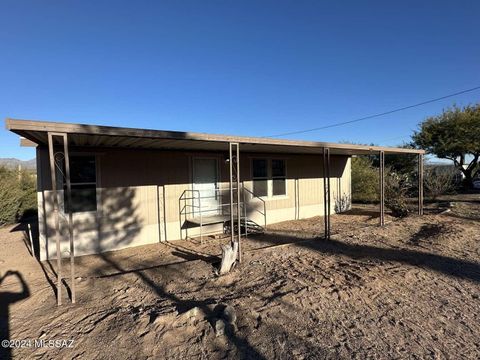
[37,147,351,260]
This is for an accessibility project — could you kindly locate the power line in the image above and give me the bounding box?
[377,134,412,144]
[268,85,480,138]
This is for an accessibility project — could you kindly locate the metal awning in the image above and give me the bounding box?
[5,118,424,156]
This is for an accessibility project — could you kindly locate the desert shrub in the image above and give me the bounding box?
[424,166,455,200]
[351,156,379,202]
[334,192,351,213]
[0,166,37,226]
[385,171,410,217]
[18,171,37,217]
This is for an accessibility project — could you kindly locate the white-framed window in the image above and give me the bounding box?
[63,155,98,213]
[252,158,287,197]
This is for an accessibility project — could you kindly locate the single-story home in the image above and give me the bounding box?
[6,118,425,263]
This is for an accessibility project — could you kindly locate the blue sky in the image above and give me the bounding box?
[1,1,479,160]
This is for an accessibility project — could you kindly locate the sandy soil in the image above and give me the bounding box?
[1,195,479,359]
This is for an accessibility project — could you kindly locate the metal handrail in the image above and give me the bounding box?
[179,185,267,241]
[242,186,267,228]
[179,189,202,241]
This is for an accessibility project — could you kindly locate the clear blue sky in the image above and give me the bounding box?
[1,1,479,160]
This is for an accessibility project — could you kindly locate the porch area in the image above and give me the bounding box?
[6,118,425,306]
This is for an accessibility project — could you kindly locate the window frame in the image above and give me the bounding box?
[251,158,269,197]
[250,157,288,198]
[62,154,99,214]
[271,159,287,197]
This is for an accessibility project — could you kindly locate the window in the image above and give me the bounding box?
[64,156,97,213]
[252,159,268,197]
[272,159,286,196]
[252,158,286,197]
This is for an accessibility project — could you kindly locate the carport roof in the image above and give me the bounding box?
[6,118,424,156]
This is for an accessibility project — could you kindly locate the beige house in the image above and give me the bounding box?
[6,119,424,262]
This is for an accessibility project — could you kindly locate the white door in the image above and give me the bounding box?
[193,158,220,216]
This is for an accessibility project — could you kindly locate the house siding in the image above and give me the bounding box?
[36,147,351,260]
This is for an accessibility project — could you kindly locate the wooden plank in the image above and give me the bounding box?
[20,137,37,147]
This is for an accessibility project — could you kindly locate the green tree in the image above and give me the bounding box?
[351,156,379,202]
[412,104,480,187]
[370,143,418,175]
[0,166,37,225]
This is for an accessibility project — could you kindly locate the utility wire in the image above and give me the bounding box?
[268,85,480,138]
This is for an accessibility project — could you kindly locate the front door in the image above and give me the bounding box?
[193,158,220,216]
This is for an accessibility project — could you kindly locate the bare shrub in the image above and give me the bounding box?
[385,171,410,217]
[334,193,351,213]
[424,166,455,201]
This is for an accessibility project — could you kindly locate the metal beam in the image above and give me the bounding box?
[63,134,76,303]
[323,148,331,240]
[327,149,331,239]
[228,142,242,262]
[229,144,234,248]
[418,153,424,215]
[47,132,76,305]
[236,144,241,263]
[242,181,248,239]
[48,133,62,306]
[379,150,385,226]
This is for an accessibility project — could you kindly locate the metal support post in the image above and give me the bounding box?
[236,144,241,263]
[199,191,203,243]
[327,149,331,238]
[379,150,385,226]
[63,134,76,303]
[229,144,234,247]
[48,133,62,306]
[323,148,331,240]
[242,182,248,239]
[47,132,76,305]
[418,153,424,215]
[228,142,241,262]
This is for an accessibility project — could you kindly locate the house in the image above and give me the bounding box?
[6,118,425,262]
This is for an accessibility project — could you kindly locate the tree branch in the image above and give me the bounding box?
[466,154,479,171]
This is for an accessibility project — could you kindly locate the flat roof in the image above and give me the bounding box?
[5,118,424,156]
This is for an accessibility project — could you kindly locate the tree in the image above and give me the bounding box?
[370,143,418,175]
[423,165,455,200]
[351,156,379,202]
[0,166,37,225]
[412,104,480,187]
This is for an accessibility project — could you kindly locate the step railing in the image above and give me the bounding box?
[242,185,267,229]
[178,183,267,241]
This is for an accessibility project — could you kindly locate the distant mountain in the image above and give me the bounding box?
[0,158,36,170]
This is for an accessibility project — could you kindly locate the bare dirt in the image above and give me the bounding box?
[1,194,479,359]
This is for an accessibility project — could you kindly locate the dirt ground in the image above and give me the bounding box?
[1,194,479,359]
